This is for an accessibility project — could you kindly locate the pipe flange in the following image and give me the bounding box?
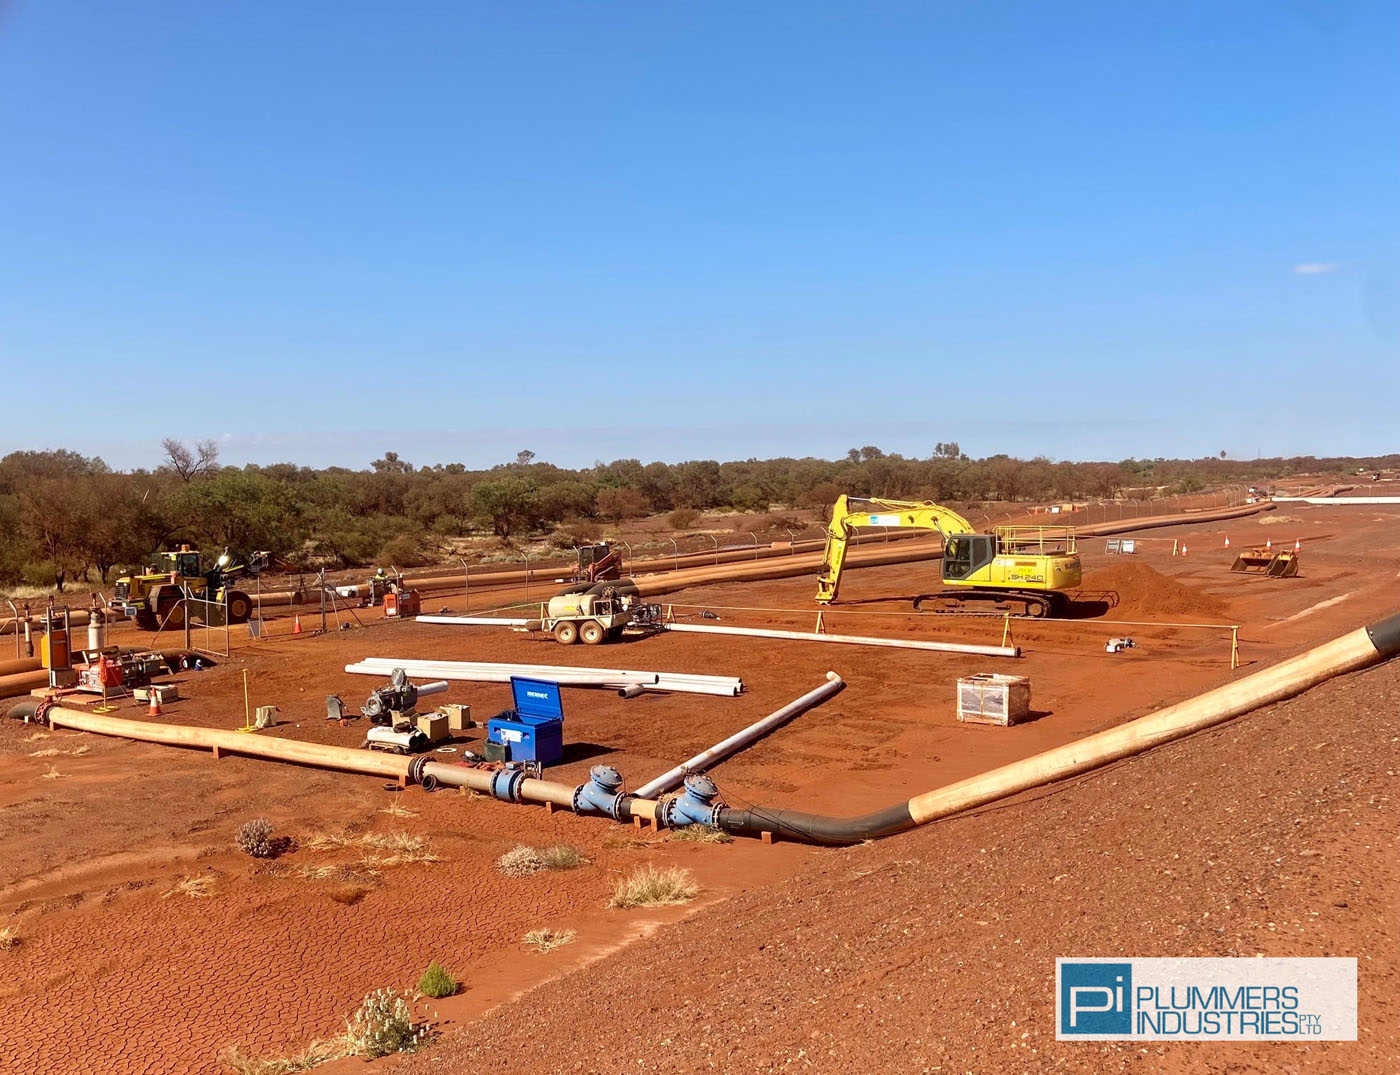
[31,698,56,728]
[406,755,432,785]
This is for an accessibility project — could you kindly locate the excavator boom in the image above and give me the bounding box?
[816,496,975,604]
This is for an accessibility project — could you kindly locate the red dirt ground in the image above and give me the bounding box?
[1,502,1397,1073]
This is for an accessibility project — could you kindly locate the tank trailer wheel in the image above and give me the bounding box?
[554,621,579,645]
[580,620,605,645]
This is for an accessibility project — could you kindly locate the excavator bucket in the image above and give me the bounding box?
[1230,547,1300,578]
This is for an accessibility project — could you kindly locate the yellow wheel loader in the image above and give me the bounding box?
[111,546,268,630]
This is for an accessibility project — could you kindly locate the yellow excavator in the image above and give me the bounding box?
[815,495,1082,616]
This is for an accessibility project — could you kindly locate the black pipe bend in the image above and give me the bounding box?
[716,802,916,846]
[1366,611,1400,659]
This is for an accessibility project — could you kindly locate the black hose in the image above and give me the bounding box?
[1366,611,1400,658]
[716,802,916,846]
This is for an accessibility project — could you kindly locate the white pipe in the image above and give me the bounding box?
[1270,496,1400,505]
[414,680,450,696]
[662,622,1020,658]
[345,662,658,688]
[633,672,845,799]
[351,657,743,696]
[416,615,530,626]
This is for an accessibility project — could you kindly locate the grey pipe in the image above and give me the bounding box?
[632,672,844,799]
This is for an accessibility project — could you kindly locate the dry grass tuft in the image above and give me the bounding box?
[40,765,64,780]
[358,832,438,867]
[29,744,89,759]
[668,825,734,844]
[304,832,355,852]
[378,799,418,819]
[522,927,576,954]
[163,875,215,900]
[217,1040,347,1074]
[602,827,658,850]
[330,884,370,906]
[608,864,698,909]
[536,843,587,870]
[0,926,19,951]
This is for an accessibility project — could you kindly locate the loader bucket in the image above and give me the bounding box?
[1230,547,1299,578]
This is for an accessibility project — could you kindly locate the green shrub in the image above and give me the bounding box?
[417,960,457,999]
[667,507,700,530]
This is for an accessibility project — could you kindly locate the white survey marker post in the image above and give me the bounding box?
[1056,958,1357,1041]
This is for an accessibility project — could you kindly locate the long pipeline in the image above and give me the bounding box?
[12,591,1384,849]
[3,699,661,823]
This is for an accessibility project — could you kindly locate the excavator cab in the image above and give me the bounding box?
[942,534,997,582]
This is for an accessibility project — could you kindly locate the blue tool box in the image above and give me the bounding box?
[485,677,564,765]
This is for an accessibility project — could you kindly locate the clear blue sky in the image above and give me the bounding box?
[1,1,1396,470]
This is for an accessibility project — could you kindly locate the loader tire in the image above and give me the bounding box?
[226,591,253,625]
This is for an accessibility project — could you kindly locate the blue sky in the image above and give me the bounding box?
[1,1,1396,470]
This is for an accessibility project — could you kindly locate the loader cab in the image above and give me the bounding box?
[160,549,203,579]
[942,534,997,582]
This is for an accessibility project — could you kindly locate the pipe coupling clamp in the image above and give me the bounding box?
[490,768,527,803]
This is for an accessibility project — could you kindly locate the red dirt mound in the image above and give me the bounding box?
[1081,561,1230,621]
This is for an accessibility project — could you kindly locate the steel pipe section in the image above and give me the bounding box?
[717,610,1400,844]
[662,622,1020,659]
[633,673,845,799]
[0,669,50,699]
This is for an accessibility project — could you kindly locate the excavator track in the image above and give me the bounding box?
[912,589,1057,618]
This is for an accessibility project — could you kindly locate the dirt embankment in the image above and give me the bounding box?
[397,655,1400,1075]
[1082,561,1231,621]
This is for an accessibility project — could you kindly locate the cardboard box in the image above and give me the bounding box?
[438,703,472,731]
[416,713,448,743]
[134,684,180,703]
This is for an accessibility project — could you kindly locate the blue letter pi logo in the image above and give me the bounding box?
[1060,962,1132,1035]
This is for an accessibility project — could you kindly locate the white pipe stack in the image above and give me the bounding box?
[345,657,743,697]
[632,672,845,799]
[662,622,1020,658]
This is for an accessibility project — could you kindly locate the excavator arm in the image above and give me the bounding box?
[815,495,976,604]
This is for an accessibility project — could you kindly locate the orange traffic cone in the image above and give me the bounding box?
[293,614,303,635]
[1181,543,1188,557]
[1294,538,1301,551]
[148,692,162,717]
[1265,539,1272,550]
[1223,536,1230,548]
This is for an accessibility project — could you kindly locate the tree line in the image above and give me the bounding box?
[1,440,1393,591]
